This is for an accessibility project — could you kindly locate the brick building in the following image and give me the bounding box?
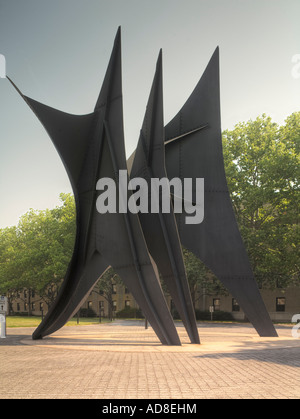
[8,283,300,323]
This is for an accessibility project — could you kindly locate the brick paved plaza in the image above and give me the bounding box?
[0,320,299,399]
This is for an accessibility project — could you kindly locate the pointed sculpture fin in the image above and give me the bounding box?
[25,28,181,345]
[164,47,277,337]
[131,51,200,344]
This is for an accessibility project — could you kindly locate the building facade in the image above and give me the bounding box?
[202,287,300,322]
[8,284,300,323]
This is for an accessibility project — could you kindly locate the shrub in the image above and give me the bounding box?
[194,310,234,321]
[79,307,97,318]
[116,307,144,319]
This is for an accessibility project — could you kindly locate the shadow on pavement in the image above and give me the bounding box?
[194,342,300,368]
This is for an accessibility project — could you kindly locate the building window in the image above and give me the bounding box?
[112,301,117,311]
[112,284,117,294]
[213,298,220,311]
[232,298,240,312]
[125,300,130,308]
[276,297,285,312]
[31,303,35,311]
[88,301,92,309]
[17,303,20,311]
[99,301,104,308]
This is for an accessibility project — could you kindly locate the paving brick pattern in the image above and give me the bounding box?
[0,321,299,399]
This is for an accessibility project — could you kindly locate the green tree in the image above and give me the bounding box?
[0,226,22,313]
[222,113,300,288]
[92,267,123,320]
[182,247,227,309]
[0,193,76,312]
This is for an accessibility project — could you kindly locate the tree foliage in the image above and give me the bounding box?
[0,193,76,311]
[92,267,123,320]
[223,113,300,288]
[182,247,227,308]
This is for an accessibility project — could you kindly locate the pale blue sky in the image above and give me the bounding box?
[0,0,299,228]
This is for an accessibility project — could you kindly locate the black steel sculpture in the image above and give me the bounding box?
[164,47,277,337]
[129,51,199,344]
[7,27,277,343]
[8,28,181,345]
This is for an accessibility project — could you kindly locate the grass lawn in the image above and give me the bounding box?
[6,316,291,329]
[6,316,110,328]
